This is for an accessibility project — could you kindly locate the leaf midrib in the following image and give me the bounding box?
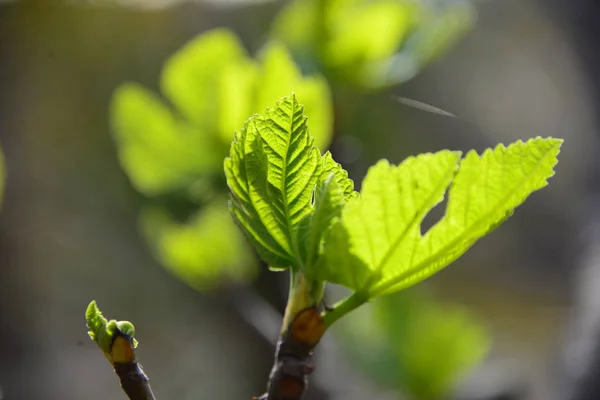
[280,99,303,269]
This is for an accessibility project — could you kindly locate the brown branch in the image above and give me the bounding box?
[253,307,326,400]
[113,362,156,400]
[109,331,157,400]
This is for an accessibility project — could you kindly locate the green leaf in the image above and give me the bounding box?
[217,60,259,143]
[320,151,358,200]
[86,300,108,344]
[319,138,562,297]
[161,29,248,132]
[318,150,460,293]
[297,153,358,275]
[297,175,344,274]
[140,199,257,292]
[225,94,321,270]
[271,0,476,89]
[256,42,332,151]
[110,83,221,196]
[270,0,319,54]
[335,291,489,400]
[323,1,411,68]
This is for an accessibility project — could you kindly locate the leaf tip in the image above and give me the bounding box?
[86,300,100,325]
[85,300,107,343]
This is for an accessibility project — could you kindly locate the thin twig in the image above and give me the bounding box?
[111,332,157,400]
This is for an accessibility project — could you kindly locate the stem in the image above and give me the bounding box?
[281,271,326,332]
[111,332,157,400]
[254,272,328,400]
[322,291,368,328]
[114,361,156,400]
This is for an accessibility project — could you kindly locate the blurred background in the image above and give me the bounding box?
[1,0,600,399]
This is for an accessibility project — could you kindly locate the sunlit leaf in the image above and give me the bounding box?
[319,151,358,200]
[111,83,221,195]
[161,29,248,132]
[296,175,344,275]
[140,199,257,292]
[270,0,319,54]
[318,138,562,297]
[296,153,358,276]
[217,60,259,142]
[225,94,322,270]
[271,0,474,89]
[323,1,410,68]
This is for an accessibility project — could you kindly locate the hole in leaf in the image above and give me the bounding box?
[420,194,448,236]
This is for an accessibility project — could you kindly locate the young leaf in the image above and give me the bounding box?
[320,151,359,200]
[297,175,344,273]
[319,138,562,298]
[217,61,258,142]
[297,153,358,275]
[161,29,247,131]
[139,199,257,292]
[86,300,108,344]
[318,150,460,293]
[225,94,321,270]
[111,83,221,195]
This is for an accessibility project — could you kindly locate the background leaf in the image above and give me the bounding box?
[334,290,490,400]
[256,42,332,151]
[140,198,257,291]
[111,83,221,196]
[217,60,259,143]
[271,0,474,89]
[161,29,248,132]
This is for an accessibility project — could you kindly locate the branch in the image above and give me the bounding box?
[245,272,327,400]
[253,307,324,400]
[85,301,157,400]
[111,332,156,400]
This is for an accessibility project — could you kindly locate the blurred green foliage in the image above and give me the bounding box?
[334,290,490,400]
[271,0,475,89]
[111,29,332,290]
